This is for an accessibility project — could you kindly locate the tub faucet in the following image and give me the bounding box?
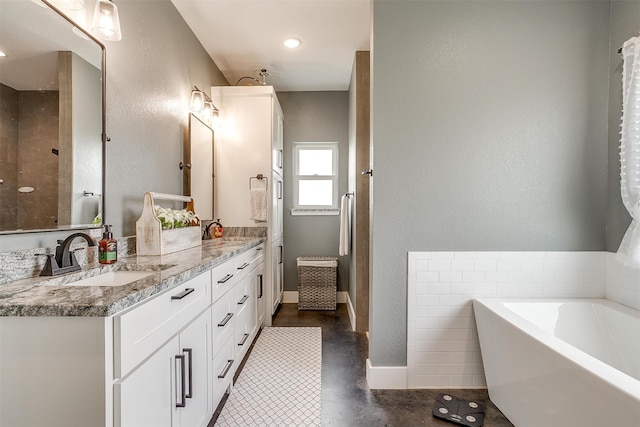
[38,232,97,276]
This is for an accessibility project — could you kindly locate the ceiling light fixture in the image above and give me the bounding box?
[0,51,6,57]
[235,68,269,86]
[92,0,122,42]
[283,38,301,49]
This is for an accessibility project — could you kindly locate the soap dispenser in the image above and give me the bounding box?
[98,224,117,264]
[212,218,223,238]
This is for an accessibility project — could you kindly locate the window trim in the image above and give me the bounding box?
[292,142,339,212]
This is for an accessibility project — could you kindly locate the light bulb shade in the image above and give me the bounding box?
[211,110,221,128]
[92,0,122,42]
[202,101,213,120]
[190,90,205,112]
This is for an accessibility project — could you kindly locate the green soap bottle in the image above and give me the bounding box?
[98,224,117,264]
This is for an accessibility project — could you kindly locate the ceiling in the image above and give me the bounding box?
[170,0,371,92]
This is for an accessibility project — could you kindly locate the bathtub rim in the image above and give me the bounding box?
[473,298,640,402]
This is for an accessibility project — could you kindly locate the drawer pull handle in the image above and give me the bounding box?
[238,333,250,346]
[237,262,250,270]
[238,295,249,305]
[218,360,234,379]
[218,274,233,284]
[256,247,264,251]
[171,288,195,300]
[175,354,186,408]
[218,313,233,327]
[183,348,193,399]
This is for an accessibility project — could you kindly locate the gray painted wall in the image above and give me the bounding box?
[105,0,228,236]
[606,1,640,251]
[277,91,350,292]
[371,0,611,366]
[0,0,227,251]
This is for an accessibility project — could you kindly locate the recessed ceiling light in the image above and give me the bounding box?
[283,38,301,49]
[0,51,6,57]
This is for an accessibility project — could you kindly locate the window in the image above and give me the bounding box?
[292,142,338,214]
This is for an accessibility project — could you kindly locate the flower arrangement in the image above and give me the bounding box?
[154,206,199,230]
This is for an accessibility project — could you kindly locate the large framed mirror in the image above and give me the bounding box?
[183,114,214,220]
[0,0,105,235]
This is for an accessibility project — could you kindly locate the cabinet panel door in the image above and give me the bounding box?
[178,311,211,427]
[256,263,266,327]
[272,107,283,175]
[271,240,283,314]
[272,172,284,239]
[116,336,179,427]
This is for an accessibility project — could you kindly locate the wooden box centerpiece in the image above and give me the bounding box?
[136,192,202,256]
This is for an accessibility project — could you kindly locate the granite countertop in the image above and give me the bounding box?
[0,237,264,317]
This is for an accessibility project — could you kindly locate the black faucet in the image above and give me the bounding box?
[38,232,97,276]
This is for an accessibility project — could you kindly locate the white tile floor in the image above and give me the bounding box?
[215,327,322,426]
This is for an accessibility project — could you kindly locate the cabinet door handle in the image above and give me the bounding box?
[175,354,186,408]
[257,274,263,298]
[218,313,233,327]
[238,295,249,305]
[238,333,250,346]
[183,348,193,399]
[277,149,283,169]
[218,360,234,379]
[278,245,283,264]
[171,288,194,300]
[237,262,250,270]
[277,180,283,200]
[217,274,234,284]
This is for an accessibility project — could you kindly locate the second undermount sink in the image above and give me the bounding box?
[61,270,156,287]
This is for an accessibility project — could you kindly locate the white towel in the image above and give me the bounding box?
[339,194,351,256]
[250,188,267,222]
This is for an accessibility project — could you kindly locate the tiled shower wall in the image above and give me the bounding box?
[407,251,606,388]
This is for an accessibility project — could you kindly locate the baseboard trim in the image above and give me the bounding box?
[346,292,356,331]
[282,291,298,303]
[282,291,349,304]
[366,359,407,389]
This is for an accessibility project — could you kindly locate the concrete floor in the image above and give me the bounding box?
[210,303,514,427]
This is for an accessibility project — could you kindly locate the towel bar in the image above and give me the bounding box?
[249,175,268,190]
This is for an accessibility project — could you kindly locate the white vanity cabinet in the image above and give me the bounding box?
[114,271,212,427]
[0,242,266,427]
[116,309,211,427]
[211,85,285,326]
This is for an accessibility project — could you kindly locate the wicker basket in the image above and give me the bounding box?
[297,256,338,310]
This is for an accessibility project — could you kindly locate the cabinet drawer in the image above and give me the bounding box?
[234,307,253,367]
[211,259,236,303]
[211,290,234,357]
[212,336,234,409]
[115,271,211,378]
[233,244,264,281]
[233,278,252,316]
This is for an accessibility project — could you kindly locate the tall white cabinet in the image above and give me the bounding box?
[212,86,284,324]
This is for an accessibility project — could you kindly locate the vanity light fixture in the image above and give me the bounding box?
[190,87,205,113]
[91,0,122,42]
[284,38,301,49]
[190,86,220,127]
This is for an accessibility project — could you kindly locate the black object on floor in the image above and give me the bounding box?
[433,393,486,427]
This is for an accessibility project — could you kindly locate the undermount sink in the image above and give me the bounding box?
[60,270,156,287]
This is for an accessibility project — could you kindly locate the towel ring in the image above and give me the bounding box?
[249,174,268,190]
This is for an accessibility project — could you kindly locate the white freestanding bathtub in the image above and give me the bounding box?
[473,298,640,427]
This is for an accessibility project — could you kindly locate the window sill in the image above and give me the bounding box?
[290,208,340,216]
